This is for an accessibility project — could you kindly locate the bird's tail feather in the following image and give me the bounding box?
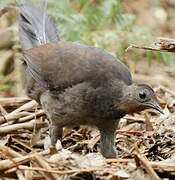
[18,1,60,50]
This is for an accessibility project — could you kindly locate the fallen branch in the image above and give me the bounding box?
[5,165,105,175]
[151,162,175,172]
[134,152,161,180]
[0,100,38,124]
[0,145,22,158]
[0,148,50,171]
[17,109,45,123]
[34,155,59,180]
[126,37,175,53]
[0,97,30,107]
[0,119,48,135]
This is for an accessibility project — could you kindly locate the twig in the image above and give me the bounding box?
[0,145,26,179]
[116,131,143,135]
[126,45,161,52]
[0,149,50,171]
[0,120,48,135]
[1,111,32,125]
[105,159,134,163]
[124,115,145,122]
[6,165,105,175]
[16,171,25,180]
[144,113,153,131]
[0,100,38,124]
[126,37,175,53]
[34,155,59,180]
[104,158,175,173]
[0,145,22,158]
[134,152,161,180]
[150,162,175,172]
[0,104,7,115]
[11,137,36,152]
[0,97,30,107]
[18,109,45,123]
[0,156,33,172]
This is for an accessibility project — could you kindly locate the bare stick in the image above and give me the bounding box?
[126,37,175,53]
[0,149,50,171]
[134,152,161,180]
[0,120,48,135]
[0,100,38,124]
[126,45,161,52]
[18,110,45,123]
[16,171,25,180]
[1,112,32,125]
[0,104,7,115]
[150,162,175,172]
[105,159,134,163]
[0,97,30,107]
[0,145,22,158]
[34,155,59,180]
[6,165,105,175]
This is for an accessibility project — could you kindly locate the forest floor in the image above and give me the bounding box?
[1,61,175,180]
[1,0,175,179]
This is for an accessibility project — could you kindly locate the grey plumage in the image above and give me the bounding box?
[17,1,163,159]
[18,1,60,50]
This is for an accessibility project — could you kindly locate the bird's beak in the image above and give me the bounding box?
[147,101,164,114]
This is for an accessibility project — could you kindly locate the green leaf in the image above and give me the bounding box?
[162,52,175,66]
[146,51,153,67]
[131,49,140,64]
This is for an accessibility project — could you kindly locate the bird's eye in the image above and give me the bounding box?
[139,91,146,99]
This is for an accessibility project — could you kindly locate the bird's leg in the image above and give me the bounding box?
[50,124,63,146]
[99,125,118,158]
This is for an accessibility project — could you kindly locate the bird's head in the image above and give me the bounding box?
[115,83,163,115]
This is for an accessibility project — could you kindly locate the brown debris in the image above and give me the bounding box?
[134,152,161,180]
[0,83,174,179]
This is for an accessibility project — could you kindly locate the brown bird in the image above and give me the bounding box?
[18,2,163,158]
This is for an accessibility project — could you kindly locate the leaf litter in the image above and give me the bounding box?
[0,80,175,179]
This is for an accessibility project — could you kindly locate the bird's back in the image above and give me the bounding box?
[23,41,132,93]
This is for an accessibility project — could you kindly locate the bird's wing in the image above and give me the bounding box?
[23,41,132,92]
